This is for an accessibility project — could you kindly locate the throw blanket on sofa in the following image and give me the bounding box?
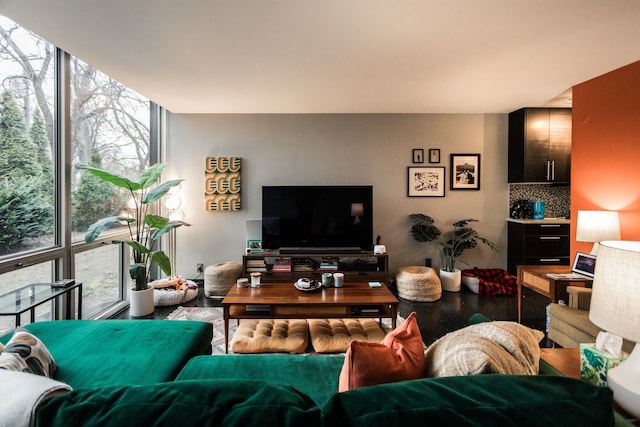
[462,268,517,297]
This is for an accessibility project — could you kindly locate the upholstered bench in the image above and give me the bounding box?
[231,319,309,354]
[308,319,386,353]
[395,266,442,302]
[204,261,243,297]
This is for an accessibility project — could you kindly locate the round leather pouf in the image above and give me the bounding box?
[395,266,442,302]
[204,261,243,297]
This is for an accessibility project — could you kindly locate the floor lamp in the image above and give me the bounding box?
[589,240,640,418]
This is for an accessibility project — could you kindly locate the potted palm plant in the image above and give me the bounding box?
[78,163,188,316]
[409,214,499,291]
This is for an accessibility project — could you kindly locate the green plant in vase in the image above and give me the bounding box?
[409,214,499,272]
[79,163,188,292]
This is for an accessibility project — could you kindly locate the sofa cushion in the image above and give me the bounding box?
[35,379,321,427]
[0,328,57,377]
[424,321,544,377]
[308,318,386,353]
[338,312,424,392]
[176,354,344,405]
[323,375,614,427]
[9,320,213,389]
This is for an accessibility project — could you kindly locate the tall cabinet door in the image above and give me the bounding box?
[548,109,572,183]
[523,108,551,182]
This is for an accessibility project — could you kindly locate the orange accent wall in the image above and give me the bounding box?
[571,60,640,256]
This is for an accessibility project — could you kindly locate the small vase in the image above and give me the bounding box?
[440,268,462,292]
[130,284,155,317]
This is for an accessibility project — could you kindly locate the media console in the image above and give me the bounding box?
[242,250,388,283]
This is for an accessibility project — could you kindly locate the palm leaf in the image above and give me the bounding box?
[76,165,142,192]
[85,216,133,243]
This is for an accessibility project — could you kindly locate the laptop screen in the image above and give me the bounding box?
[572,252,597,278]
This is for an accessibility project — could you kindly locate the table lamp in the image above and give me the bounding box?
[589,240,640,418]
[575,210,621,254]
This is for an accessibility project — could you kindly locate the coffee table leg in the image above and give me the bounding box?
[223,306,229,354]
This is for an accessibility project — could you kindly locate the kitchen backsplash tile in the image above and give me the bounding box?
[508,184,570,218]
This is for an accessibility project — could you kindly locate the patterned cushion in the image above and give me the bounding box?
[308,319,386,353]
[231,319,309,354]
[0,328,57,377]
[424,321,544,377]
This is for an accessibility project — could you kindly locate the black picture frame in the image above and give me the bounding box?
[407,166,446,197]
[412,148,424,164]
[429,149,440,163]
[450,153,480,190]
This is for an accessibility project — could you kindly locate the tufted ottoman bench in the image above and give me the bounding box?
[395,266,442,302]
[308,318,386,353]
[231,319,310,354]
[204,261,243,297]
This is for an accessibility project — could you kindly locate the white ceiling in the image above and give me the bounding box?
[2,1,639,114]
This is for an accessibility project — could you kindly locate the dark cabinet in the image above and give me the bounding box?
[507,221,570,275]
[508,108,572,183]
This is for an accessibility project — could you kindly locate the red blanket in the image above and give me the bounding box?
[461,268,517,297]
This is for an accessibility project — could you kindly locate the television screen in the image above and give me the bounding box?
[262,186,373,252]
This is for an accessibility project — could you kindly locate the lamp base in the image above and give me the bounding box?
[607,343,640,419]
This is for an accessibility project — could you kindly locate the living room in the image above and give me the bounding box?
[2,2,640,426]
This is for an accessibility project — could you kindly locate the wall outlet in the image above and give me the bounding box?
[197,263,204,273]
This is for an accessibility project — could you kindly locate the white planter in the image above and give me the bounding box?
[439,268,462,292]
[130,285,155,317]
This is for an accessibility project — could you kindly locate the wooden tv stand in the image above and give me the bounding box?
[242,250,388,283]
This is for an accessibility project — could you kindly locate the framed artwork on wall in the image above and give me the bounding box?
[429,149,440,163]
[407,166,446,197]
[412,148,424,163]
[450,154,480,190]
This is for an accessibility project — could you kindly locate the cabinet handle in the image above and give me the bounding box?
[550,160,555,181]
[539,236,561,240]
[546,161,551,181]
[539,258,561,262]
[540,224,561,228]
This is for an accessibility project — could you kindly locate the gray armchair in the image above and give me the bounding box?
[548,286,634,353]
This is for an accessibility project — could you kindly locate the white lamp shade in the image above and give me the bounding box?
[589,240,640,343]
[576,210,620,243]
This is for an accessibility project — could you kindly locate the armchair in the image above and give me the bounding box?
[548,286,634,353]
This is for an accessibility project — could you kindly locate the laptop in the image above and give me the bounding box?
[546,252,596,280]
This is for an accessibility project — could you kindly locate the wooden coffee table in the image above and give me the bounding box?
[221,282,399,353]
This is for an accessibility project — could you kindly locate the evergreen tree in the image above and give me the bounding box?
[30,109,54,190]
[72,149,115,231]
[0,91,42,179]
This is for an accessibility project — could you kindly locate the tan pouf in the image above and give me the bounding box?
[395,266,442,302]
[308,318,386,353]
[231,319,309,354]
[204,261,243,297]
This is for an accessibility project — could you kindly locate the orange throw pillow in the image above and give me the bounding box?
[338,312,424,392]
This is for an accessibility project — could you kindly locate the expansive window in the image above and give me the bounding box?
[0,15,157,324]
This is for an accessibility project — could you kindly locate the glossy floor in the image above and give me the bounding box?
[115,283,554,347]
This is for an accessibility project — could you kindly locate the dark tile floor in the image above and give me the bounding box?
[114,281,555,348]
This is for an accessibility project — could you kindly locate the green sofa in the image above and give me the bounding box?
[1,318,628,427]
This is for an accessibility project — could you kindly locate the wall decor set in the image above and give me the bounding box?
[205,157,242,211]
[408,149,480,197]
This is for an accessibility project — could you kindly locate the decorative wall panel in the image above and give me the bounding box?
[205,157,241,211]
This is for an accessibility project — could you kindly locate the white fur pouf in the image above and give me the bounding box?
[395,266,442,302]
[204,261,243,297]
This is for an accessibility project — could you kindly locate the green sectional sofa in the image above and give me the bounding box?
[0,317,630,427]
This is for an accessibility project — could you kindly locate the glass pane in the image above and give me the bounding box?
[0,261,54,334]
[70,58,151,244]
[0,16,56,258]
[75,244,122,318]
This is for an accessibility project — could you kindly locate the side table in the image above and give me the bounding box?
[0,282,82,327]
[516,265,592,323]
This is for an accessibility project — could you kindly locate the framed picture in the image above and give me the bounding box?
[429,149,440,163]
[407,166,446,197]
[247,239,263,252]
[450,154,480,190]
[412,149,424,164]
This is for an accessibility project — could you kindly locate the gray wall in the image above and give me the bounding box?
[165,113,509,278]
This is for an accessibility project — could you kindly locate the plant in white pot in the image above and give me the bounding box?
[78,163,188,316]
[409,214,499,291]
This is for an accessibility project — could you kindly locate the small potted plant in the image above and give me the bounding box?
[409,214,499,291]
[78,163,188,316]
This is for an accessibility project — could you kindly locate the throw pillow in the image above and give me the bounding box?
[0,328,57,377]
[338,312,424,392]
[424,321,544,377]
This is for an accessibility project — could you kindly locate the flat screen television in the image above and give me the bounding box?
[262,185,373,253]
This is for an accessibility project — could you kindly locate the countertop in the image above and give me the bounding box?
[506,218,570,224]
